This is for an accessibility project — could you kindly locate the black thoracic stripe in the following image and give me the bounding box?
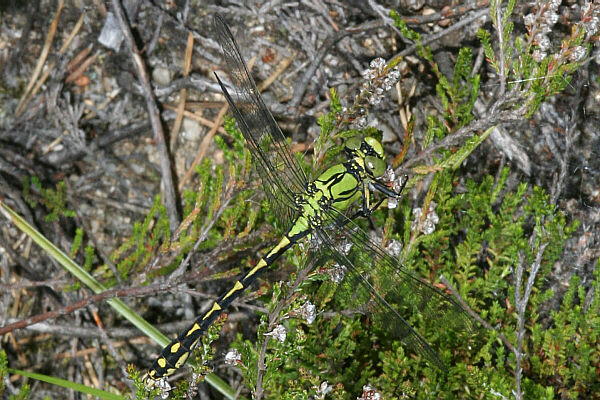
[337,186,358,197]
[319,171,358,198]
[316,171,344,187]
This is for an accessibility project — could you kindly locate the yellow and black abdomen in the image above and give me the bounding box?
[145,221,310,383]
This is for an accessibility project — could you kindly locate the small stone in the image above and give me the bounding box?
[182,118,202,141]
[152,67,171,85]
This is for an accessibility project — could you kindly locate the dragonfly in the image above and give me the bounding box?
[144,14,472,385]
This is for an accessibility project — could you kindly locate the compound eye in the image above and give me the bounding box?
[365,156,386,178]
[345,136,362,152]
[364,137,384,158]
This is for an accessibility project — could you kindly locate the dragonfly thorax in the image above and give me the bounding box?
[293,161,364,230]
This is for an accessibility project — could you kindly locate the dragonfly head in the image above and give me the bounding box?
[344,136,387,178]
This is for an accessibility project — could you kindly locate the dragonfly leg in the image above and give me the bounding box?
[349,196,386,221]
[370,180,403,199]
[341,182,386,223]
[348,173,407,222]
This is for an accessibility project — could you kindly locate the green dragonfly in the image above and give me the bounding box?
[144,14,472,385]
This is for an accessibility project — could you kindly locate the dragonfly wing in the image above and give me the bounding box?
[213,15,307,227]
[314,213,474,369]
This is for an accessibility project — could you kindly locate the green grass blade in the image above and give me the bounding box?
[8,368,125,400]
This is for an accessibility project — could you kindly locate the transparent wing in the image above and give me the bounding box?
[213,15,308,227]
[314,212,474,369]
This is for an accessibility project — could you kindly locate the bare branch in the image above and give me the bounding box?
[110,0,180,232]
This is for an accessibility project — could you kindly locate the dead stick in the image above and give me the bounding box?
[110,0,180,231]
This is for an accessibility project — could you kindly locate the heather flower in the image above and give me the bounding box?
[315,381,332,397]
[298,301,317,324]
[265,324,287,342]
[538,35,551,50]
[585,16,599,38]
[350,57,402,127]
[411,202,440,235]
[548,0,561,11]
[524,13,536,28]
[386,239,403,257]
[532,49,547,62]
[328,263,347,283]
[569,46,586,61]
[224,349,241,365]
[358,384,382,400]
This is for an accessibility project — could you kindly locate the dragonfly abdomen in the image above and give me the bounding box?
[145,226,309,383]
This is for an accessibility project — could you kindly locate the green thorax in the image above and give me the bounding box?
[289,157,366,234]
